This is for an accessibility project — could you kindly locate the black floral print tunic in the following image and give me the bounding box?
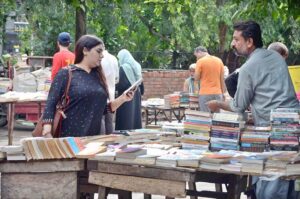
[43,65,108,137]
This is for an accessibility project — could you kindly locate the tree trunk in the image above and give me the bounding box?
[75,4,86,42]
[218,21,228,60]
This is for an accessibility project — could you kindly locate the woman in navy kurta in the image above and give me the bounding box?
[42,35,134,137]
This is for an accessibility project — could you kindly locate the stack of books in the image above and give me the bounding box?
[183,110,211,150]
[169,93,181,108]
[240,154,268,174]
[285,153,300,175]
[210,112,245,151]
[179,92,189,108]
[270,108,300,151]
[188,93,199,109]
[21,137,84,160]
[164,94,171,108]
[155,148,204,168]
[200,153,233,171]
[162,122,184,135]
[134,148,168,165]
[115,147,147,163]
[0,145,26,161]
[240,126,271,152]
[264,151,296,175]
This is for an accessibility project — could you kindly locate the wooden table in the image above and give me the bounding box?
[87,160,248,199]
[0,159,84,198]
[143,106,186,125]
[0,98,46,145]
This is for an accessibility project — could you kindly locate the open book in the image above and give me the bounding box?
[124,78,143,94]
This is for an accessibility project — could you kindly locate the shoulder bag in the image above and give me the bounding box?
[32,67,72,137]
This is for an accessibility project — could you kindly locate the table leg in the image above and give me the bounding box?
[118,190,132,199]
[227,176,246,199]
[97,186,107,199]
[145,109,149,125]
[215,183,223,192]
[154,109,157,125]
[7,103,15,145]
[188,182,197,199]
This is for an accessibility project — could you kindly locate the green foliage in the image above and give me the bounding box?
[0,0,16,45]
[5,0,300,68]
[20,0,76,55]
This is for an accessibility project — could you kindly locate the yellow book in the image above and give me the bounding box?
[36,139,51,159]
[21,140,32,161]
[46,139,61,159]
[44,139,55,159]
[54,139,66,158]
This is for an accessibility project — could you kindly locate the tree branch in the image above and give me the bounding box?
[137,14,171,42]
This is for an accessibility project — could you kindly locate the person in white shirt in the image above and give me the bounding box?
[100,49,119,134]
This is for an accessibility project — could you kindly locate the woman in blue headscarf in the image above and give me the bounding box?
[115,49,143,130]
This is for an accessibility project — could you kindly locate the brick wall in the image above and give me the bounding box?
[142,69,189,99]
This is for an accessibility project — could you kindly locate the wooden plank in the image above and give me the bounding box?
[88,171,186,198]
[2,172,77,198]
[7,103,14,145]
[194,170,234,184]
[0,160,84,173]
[94,161,195,182]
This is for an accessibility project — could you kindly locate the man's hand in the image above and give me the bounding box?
[206,100,220,112]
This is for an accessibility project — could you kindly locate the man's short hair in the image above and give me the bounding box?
[58,32,71,47]
[194,46,207,53]
[267,42,289,58]
[233,20,263,48]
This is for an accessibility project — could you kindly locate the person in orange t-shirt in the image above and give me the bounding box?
[194,46,226,112]
[51,32,75,80]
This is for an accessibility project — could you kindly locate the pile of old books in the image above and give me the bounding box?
[240,126,271,152]
[179,92,189,108]
[169,93,181,108]
[0,145,26,161]
[200,152,233,171]
[188,93,199,109]
[162,121,184,134]
[115,146,147,163]
[20,137,89,160]
[210,112,245,151]
[156,148,203,168]
[164,94,171,108]
[240,154,268,174]
[183,110,211,150]
[270,108,300,151]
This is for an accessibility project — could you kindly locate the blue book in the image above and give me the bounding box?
[66,137,81,155]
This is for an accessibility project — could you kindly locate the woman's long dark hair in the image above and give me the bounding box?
[74,35,109,98]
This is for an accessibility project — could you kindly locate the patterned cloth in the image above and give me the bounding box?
[43,65,108,137]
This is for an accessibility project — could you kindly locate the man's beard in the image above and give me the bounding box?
[232,47,247,57]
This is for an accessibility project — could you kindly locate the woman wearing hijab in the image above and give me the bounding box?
[115,49,143,130]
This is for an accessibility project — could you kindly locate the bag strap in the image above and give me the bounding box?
[61,66,73,108]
